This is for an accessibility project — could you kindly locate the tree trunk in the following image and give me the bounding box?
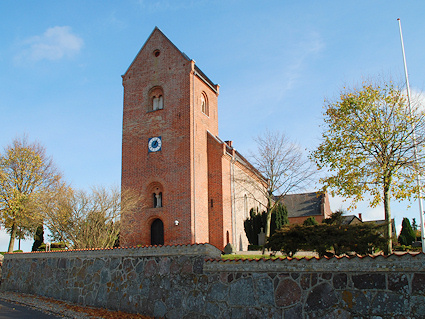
[8,223,17,253]
[265,195,273,238]
[262,195,273,255]
[383,184,392,255]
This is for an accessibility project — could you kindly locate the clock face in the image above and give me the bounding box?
[148,136,162,152]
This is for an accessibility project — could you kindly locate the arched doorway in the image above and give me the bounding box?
[151,218,164,245]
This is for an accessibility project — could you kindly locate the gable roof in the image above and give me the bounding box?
[123,27,218,93]
[207,131,267,184]
[341,215,363,225]
[277,192,324,218]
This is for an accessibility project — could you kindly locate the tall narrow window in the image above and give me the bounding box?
[201,92,209,116]
[158,95,163,109]
[153,192,162,208]
[244,194,248,219]
[149,87,164,111]
[149,183,164,208]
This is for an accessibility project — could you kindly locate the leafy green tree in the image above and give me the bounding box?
[31,225,44,251]
[0,137,63,252]
[398,217,416,246]
[311,80,425,254]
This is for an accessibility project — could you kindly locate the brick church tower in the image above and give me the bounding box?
[121,27,221,247]
[121,28,267,250]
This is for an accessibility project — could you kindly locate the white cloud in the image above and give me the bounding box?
[410,88,425,112]
[329,194,385,220]
[15,26,83,63]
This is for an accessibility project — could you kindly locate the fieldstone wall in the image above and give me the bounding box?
[1,244,425,318]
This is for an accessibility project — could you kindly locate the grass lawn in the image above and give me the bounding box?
[221,252,318,260]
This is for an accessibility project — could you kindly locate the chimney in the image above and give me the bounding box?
[358,213,362,221]
[225,140,233,148]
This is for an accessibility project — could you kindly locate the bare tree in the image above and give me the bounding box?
[44,186,142,249]
[247,130,316,238]
[0,137,63,252]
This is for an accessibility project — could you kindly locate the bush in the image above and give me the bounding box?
[38,242,67,251]
[303,216,318,226]
[265,222,386,257]
[266,224,309,257]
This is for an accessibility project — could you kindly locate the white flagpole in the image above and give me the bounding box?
[397,18,425,253]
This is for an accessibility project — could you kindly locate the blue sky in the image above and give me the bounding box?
[1,1,425,251]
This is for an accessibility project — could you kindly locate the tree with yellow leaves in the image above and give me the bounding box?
[311,80,425,254]
[0,137,63,252]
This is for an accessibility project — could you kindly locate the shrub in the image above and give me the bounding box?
[303,216,318,226]
[265,221,386,257]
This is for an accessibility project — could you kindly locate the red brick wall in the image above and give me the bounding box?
[121,29,193,246]
[207,135,234,250]
[207,135,225,249]
[287,193,332,226]
[121,28,220,247]
[190,72,219,244]
[221,153,233,249]
[288,216,326,225]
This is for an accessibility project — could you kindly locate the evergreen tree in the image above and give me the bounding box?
[244,206,285,245]
[31,224,44,251]
[275,203,289,230]
[244,208,262,245]
[398,217,416,246]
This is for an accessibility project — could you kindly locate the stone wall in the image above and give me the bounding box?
[2,244,425,318]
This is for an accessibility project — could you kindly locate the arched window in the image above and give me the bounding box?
[201,92,208,116]
[149,87,164,111]
[151,218,164,245]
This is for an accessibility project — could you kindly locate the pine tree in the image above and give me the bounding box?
[398,217,415,246]
[275,203,289,230]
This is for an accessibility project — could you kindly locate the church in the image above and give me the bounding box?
[120,27,267,251]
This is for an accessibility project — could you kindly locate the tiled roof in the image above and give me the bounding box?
[278,192,324,218]
[341,215,362,225]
